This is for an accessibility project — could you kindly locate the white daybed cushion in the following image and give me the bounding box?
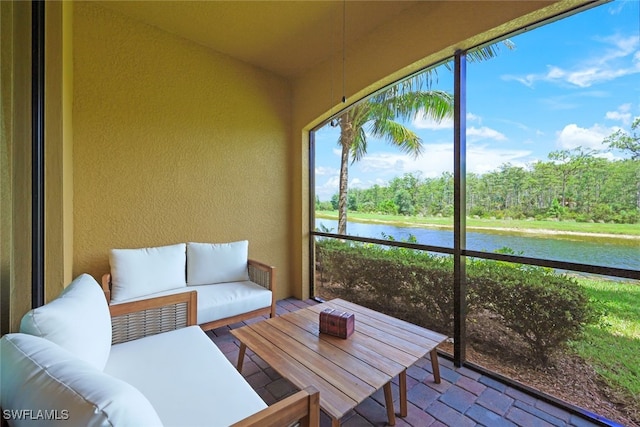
[20,273,112,371]
[104,325,267,426]
[195,281,272,324]
[0,333,162,427]
[110,243,186,303]
[187,240,250,285]
[109,281,272,325]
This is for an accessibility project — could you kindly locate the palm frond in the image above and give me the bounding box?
[443,39,515,70]
[369,119,423,158]
[396,90,453,122]
[351,126,369,163]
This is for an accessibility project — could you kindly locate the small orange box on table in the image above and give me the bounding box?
[319,308,355,339]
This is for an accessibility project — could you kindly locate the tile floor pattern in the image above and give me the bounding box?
[206,298,603,427]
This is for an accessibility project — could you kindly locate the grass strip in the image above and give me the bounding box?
[570,278,640,405]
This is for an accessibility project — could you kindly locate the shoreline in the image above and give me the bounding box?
[317,215,640,240]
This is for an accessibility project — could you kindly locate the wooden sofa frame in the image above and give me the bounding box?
[102,259,277,331]
[109,291,319,427]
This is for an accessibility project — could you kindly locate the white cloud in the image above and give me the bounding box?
[412,114,453,130]
[350,178,365,189]
[467,146,532,174]
[595,151,618,161]
[315,166,338,176]
[555,123,619,150]
[315,176,340,201]
[355,143,531,179]
[467,112,482,123]
[503,34,640,88]
[467,126,507,141]
[605,103,633,125]
[503,73,537,88]
[412,112,506,142]
[358,152,410,175]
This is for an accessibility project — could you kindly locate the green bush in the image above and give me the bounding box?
[467,261,596,362]
[316,240,455,332]
[316,239,596,363]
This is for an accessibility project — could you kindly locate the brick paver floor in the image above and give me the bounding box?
[206,298,605,427]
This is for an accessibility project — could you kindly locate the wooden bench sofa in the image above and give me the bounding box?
[1,274,319,427]
[101,241,276,331]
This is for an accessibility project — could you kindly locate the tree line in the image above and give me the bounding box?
[319,147,640,224]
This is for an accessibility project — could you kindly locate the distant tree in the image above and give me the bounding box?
[547,147,597,208]
[605,117,640,159]
[330,193,339,210]
[604,118,640,211]
[394,189,415,215]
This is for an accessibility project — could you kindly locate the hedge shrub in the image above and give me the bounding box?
[316,238,596,363]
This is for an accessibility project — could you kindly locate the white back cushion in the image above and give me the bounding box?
[20,273,112,371]
[0,333,163,427]
[110,243,186,302]
[187,241,250,285]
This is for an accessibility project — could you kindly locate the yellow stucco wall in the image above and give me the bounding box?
[1,0,33,333]
[45,1,74,301]
[72,3,293,298]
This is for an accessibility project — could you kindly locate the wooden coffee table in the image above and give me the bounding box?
[230,299,448,426]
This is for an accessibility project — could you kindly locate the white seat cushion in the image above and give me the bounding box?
[110,243,187,302]
[187,241,250,285]
[20,274,112,371]
[0,333,162,427]
[104,326,267,426]
[110,281,272,325]
[194,281,272,324]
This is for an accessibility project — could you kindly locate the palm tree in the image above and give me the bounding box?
[333,45,512,234]
[335,81,453,234]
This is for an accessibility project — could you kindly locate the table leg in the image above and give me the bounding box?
[430,348,441,384]
[237,343,247,373]
[400,370,408,417]
[331,417,340,427]
[383,381,396,426]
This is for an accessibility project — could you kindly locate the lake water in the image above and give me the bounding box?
[315,218,640,271]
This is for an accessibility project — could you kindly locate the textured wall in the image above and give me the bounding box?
[1,1,33,332]
[73,3,292,298]
[45,1,74,301]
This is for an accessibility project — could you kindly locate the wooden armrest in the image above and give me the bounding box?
[231,386,320,427]
[247,259,273,272]
[109,291,197,319]
[248,259,276,292]
[102,273,112,302]
[110,291,197,344]
[248,259,277,318]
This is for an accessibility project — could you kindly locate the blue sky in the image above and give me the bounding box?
[314,0,639,201]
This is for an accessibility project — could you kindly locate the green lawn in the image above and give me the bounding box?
[315,210,640,237]
[570,278,640,406]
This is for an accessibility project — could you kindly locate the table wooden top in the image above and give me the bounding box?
[230,299,448,421]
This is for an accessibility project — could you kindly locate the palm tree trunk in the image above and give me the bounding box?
[338,115,355,235]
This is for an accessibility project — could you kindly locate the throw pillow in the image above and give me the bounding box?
[20,273,112,371]
[187,240,250,285]
[110,243,186,302]
[1,333,163,426]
